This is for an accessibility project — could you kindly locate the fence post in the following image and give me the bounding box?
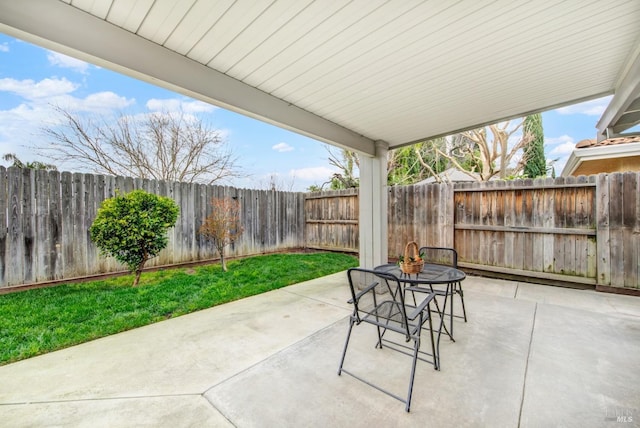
[596,173,611,287]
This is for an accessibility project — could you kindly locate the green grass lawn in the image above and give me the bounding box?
[0,252,358,366]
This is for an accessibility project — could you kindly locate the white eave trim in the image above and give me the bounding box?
[561,142,640,177]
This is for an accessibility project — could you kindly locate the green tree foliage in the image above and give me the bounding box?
[311,140,450,190]
[89,190,179,286]
[522,113,547,178]
[388,139,449,185]
[2,153,57,170]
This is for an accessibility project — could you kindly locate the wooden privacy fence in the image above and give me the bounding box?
[0,167,304,288]
[453,176,597,285]
[305,189,358,252]
[2,167,638,292]
[304,173,640,292]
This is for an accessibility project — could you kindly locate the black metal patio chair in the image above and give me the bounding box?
[338,267,438,412]
[419,246,467,324]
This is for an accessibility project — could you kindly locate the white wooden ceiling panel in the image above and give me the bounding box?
[264,1,425,98]
[312,0,616,116]
[290,0,578,108]
[209,0,314,73]
[70,0,112,19]
[136,0,197,45]
[304,6,635,123]
[227,1,352,83]
[162,0,234,55]
[352,71,615,144]
[186,1,274,64]
[344,63,612,135]
[274,0,497,105]
[246,0,391,91]
[330,52,617,130]
[107,0,155,33]
[2,0,639,152]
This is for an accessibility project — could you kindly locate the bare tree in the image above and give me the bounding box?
[263,173,296,192]
[424,121,532,181]
[325,145,360,189]
[199,197,243,272]
[387,139,449,185]
[41,106,241,184]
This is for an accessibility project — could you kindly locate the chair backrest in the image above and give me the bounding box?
[346,268,411,339]
[418,246,458,268]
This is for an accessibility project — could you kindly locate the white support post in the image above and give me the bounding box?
[358,141,389,268]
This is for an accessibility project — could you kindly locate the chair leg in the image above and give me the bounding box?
[456,281,467,322]
[338,318,355,375]
[427,307,439,371]
[448,283,454,337]
[405,338,420,412]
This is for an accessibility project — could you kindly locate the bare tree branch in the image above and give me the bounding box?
[40,106,242,184]
[413,145,442,182]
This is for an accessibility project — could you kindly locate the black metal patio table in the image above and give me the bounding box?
[374,262,467,366]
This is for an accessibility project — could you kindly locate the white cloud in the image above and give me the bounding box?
[546,135,577,156]
[288,166,337,181]
[68,91,135,112]
[0,77,77,99]
[556,96,612,116]
[548,141,576,157]
[47,51,90,73]
[272,142,293,152]
[0,78,131,114]
[0,43,9,52]
[0,103,59,166]
[146,98,216,113]
[544,135,577,176]
[0,90,136,166]
[545,134,573,146]
[0,104,49,138]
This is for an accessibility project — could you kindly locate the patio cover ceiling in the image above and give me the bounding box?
[1,0,640,157]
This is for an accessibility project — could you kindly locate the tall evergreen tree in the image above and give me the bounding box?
[522,113,546,178]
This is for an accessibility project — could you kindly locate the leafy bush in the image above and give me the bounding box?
[90,190,179,285]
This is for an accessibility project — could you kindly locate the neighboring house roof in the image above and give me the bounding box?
[418,167,480,184]
[561,136,640,177]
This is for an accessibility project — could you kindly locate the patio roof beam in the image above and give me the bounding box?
[0,0,376,156]
[597,45,640,140]
[611,98,640,135]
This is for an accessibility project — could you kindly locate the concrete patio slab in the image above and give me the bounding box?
[206,291,536,427]
[2,395,231,428]
[0,273,350,402]
[1,271,639,427]
[520,303,640,427]
[514,281,640,320]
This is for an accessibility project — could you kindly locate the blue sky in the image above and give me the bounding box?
[0,33,612,190]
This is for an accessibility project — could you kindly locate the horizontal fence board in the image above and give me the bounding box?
[459,262,597,285]
[304,189,358,253]
[453,182,596,192]
[454,224,596,236]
